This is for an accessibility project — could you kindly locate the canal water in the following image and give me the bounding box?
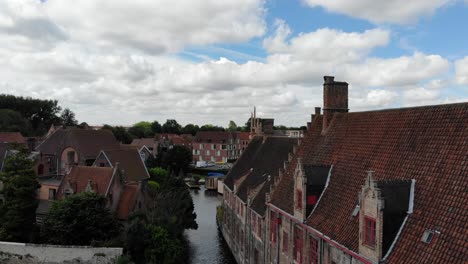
[186,186,237,264]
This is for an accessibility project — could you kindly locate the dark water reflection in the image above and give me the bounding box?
[186,187,237,264]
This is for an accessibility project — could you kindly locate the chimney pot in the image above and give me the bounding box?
[315,107,321,115]
[324,76,335,84]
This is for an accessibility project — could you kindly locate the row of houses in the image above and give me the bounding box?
[0,128,151,224]
[130,127,302,165]
[221,76,467,264]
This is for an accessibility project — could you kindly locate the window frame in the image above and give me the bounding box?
[364,216,376,247]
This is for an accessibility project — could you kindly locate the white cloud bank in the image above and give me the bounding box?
[0,0,464,127]
[303,0,451,24]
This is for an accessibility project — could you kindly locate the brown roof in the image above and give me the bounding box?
[36,129,119,158]
[58,166,114,198]
[116,184,138,220]
[224,136,298,208]
[120,144,138,150]
[237,132,250,141]
[194,131,235,144]
[130,138,154,148]
[0,132,26,144]
[272,103,468,263]
[101,148,150,182]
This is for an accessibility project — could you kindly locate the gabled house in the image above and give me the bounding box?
[131,138,156,157]
[35,129,120,176]
[52,165,145,222]
[92,148,150,183]
[222,76,468,264]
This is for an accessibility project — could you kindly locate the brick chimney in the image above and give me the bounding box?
[322,76,348,133]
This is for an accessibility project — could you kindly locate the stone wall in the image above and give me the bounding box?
[0,242,122,264]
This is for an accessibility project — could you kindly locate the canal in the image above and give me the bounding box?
[186,186,236,264]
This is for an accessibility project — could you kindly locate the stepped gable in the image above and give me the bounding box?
[36,129,120,158]
[101,148,150,182]
[116,184,138,220]
[223,136,264,190]
[301,103,467,263]
[235,136,298,203]
[0,132,26,144]
[269,114,324,214]
[58,166,114,197]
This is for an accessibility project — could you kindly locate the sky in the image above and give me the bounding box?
[0,0,467,127]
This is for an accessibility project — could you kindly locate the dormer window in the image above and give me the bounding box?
[421,229,437,244]
[364,216,376,246]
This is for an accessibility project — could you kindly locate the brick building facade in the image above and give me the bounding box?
[192,131,249,163]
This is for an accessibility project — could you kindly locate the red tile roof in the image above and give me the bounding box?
[0,132,26,144]
[194,131,236,144]
[37,129,120,158]
[116,184,138,220]
[272,103,468,263]
[237,131,250,141]
[59,166,114,197]
[130,138,154,148]
[101,148,150,182]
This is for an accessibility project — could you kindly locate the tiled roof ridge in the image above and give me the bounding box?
[347,101,467,115]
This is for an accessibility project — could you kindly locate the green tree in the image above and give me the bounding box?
[199,124,225,132]
[60,108,78,127]
[162,119,182,134]
[150,177,197,233]
[145,225,185,264]
[77,122,89,129]
[0,94,62,135]
[102,125,133,144]
[148,167,168,184]
[151,121,162,134]
[182,123,199,136]
[0,109,32,135]
[163,145,192,176]
[228,120,237,131]
[129,121,152,138]
[42,192,120,245]
[126,214,150,264]
[0,152,40,242]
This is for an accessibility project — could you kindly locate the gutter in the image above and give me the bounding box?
[267,202,373,264]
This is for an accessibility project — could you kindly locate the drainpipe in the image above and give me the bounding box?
[276,215,281,264]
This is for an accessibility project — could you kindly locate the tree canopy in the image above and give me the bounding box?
[0,94,62,135]
[0,109,32,135]
[60,108,78,127]
[162,119,182,134]
[160,145,192,176]
[41,192,120,246]
[129,121,153,138]
[228,120,237,131]
[0,152,40,242]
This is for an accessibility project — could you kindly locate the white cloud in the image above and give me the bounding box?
[264,23,390,62]
[0,2,461,127]
[455,56,468,85]
[340,52,450,87]
[303,0,451,24]
[351,89,399,110]
[43,0,266,54]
